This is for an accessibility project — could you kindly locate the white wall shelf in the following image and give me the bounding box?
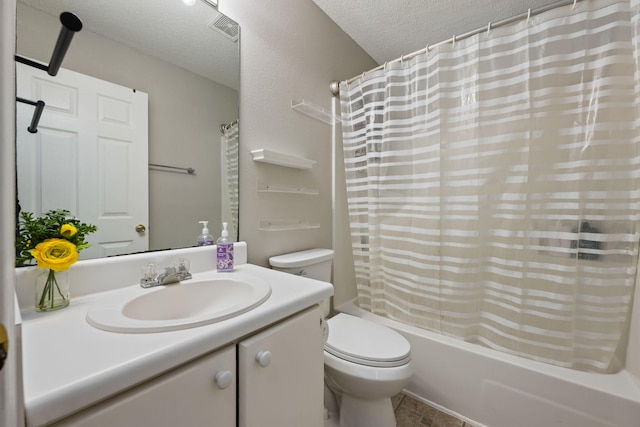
[257,183,319,195]
[251,149,316,170]
[258,219,320,231]
[291,99,341,124]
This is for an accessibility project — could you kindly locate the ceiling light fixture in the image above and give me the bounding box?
[183,0,196,6]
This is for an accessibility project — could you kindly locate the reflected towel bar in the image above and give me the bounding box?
[149,163,196,175]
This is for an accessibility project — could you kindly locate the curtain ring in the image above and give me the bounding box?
[384,61,388,71]
[452,35,456,48]
[426,44,431,52]
[527,8,532,23]
[400,54,405,64]
[487,22,492,35]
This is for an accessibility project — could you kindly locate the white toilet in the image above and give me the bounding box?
[269,249,413,427]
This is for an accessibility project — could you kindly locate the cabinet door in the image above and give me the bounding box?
[238,305,324,427]
[53,345,236,427]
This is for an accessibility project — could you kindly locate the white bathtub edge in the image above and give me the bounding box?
[335,298,640,427]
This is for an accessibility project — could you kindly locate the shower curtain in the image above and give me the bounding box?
[340,0,640,372]
[221,121,239,240]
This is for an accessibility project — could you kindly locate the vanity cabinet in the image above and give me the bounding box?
[239,304,324,427]
[51,345,237,427]
[50,305,323,427]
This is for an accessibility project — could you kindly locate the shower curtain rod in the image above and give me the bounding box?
[219,119,238,134]
[331,0,584,95]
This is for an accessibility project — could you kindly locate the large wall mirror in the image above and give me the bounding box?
[15,0,239,261]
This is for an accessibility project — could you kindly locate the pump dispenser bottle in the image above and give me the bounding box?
[197,221,214,246]
[216,222,234,272]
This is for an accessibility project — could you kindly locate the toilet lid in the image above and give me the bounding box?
[325,314,411,368]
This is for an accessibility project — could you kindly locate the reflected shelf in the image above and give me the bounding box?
[258,219,320,231]
[257,183,319,195]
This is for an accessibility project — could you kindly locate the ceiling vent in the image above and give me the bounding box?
[208,12,239,42]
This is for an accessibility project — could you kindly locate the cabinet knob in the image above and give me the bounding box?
[214,370,233,390]
[255,350,272,368]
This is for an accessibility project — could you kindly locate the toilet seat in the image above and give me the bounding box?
[324,314,411,368]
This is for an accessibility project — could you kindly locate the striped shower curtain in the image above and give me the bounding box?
[340,0,640,372]
[221,121,239,241]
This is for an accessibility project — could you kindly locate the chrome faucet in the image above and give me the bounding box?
[140,258,192,288]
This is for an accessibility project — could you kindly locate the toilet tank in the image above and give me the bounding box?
[268,248,334,282]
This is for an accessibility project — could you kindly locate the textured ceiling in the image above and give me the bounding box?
[18,0,239,89]
[19,0,568,88]
[312,0,561,64]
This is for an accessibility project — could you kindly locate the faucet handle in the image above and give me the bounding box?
[142,263,159,281]
[175,257,190,273]
[140,263,160,288]
[174,257,192,281]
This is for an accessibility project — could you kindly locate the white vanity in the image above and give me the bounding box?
[16,243,333,427]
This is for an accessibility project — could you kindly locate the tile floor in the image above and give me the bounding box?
[392,393,477,427]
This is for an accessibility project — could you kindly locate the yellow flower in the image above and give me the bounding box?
[30,238,78,271]
[60,224,78,238]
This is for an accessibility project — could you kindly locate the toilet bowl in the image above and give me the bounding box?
[324,313,412,427]
[269,249,413,427]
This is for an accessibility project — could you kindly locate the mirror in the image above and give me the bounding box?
[15,0,239,261]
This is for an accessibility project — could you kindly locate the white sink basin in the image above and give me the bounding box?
[86,272,271,333]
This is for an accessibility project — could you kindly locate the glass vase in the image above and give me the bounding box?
[35,269,70,312]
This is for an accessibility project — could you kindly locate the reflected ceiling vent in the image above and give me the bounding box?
[208,12,239,42]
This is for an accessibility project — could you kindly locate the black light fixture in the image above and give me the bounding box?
[15,12,82,76]
[15,12,83,133]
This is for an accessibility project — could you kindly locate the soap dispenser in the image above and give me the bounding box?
[216,222,234,272]
[197,221,214,246]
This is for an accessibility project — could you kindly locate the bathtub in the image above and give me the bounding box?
[337,300,640,427]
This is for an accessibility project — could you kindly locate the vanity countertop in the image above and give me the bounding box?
[20,263,333,427]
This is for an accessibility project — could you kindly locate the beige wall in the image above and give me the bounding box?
[16,4,238,251]
[220,0,373,306]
